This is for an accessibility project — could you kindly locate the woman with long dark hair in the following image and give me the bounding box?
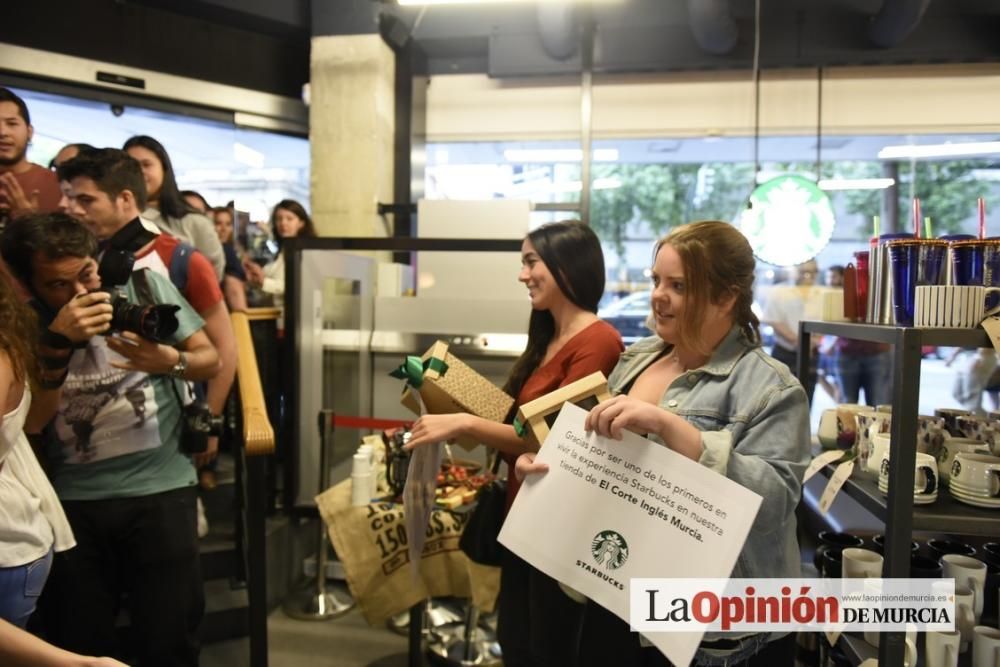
[243,199,316,326]
[123,135,225,280]
[406,220,624,666]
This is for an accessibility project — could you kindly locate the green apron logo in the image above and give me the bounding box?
[591,530,629,571]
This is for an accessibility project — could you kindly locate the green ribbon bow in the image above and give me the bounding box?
[389,355,448,389]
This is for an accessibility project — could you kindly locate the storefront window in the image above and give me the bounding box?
[15,86,309,222]
[427,135,1000,288]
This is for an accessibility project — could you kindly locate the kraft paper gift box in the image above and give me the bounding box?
[393,340,514,450]
[515,371,611,444]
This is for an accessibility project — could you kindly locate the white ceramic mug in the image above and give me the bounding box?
[817,408,839,449]
[842,548,884,579]
[954,585,977,651]
[879,451,939,499]
[855,409,891,479]
[915,284,1000,328]
[870,432,892,476]
[937,439,992,486]
[972,625,1000,667]
[925,630,960,667]
[943,555,988,620]
[950,452,1000,498]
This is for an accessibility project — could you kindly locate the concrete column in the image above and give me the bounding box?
[310,34,395,237]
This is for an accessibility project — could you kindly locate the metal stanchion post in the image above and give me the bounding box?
[284,409,354,620]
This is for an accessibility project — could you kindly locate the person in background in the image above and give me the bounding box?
[820,263,892,406]
[517,221,809,667]
[123,135,225,280]
[948,348,997,417]
[211,205,248,312]
[180,190,210,215]
[405,221,624,667]
[243,199,316,328]
[49,144,95,171]
[763,258,821,404]
[0,271,74,629]
[816,265,844,402]
[0,88,61,226]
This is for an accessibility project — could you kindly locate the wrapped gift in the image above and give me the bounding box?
[515,371,611,443]
[392,340,514,450]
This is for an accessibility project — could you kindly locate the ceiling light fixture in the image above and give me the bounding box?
[877,141,1000,160]
[817,177,895,191]
[503,148,618,163]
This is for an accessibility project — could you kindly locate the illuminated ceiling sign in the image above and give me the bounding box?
[739,174,836,267]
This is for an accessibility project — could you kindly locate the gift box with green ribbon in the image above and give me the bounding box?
[391,340,514,450]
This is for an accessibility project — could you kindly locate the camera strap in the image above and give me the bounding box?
[168,374,195,408]
[106,218,157,253]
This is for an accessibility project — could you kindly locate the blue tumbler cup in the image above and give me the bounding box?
[888,239,947,326]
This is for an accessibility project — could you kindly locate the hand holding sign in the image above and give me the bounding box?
[499,404,762,667]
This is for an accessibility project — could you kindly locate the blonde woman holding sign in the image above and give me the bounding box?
[518,221,810,667]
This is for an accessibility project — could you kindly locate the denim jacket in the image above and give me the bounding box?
[609,326,810,581]
[611,327,810,655]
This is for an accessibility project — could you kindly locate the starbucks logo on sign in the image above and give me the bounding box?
[591,530,629,571]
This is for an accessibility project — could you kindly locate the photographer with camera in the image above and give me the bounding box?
[56,149,236,478]
[0,212,219,667]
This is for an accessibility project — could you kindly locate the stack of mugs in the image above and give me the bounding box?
[812,532,1000,666]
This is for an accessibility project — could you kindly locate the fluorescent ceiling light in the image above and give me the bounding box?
[818,178,895,191]
[503,148,618,163]
[878,141,1000,160]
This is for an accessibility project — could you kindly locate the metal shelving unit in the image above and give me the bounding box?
[816,466,1000,534]
[798,321,993,667]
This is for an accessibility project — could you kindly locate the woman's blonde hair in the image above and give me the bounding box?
[653,220,760,354]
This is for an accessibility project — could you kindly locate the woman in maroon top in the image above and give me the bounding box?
[407,220,622,666]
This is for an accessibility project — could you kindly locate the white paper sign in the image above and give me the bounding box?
[498,404,763,667]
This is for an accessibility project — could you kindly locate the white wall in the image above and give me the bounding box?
[426,64,1000,141]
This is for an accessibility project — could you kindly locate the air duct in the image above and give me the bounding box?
[868,0,933,48]
[686,0,739,56]
[537,3,579,61]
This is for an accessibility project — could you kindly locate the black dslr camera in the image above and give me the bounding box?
[97,249,180,342]
[180,400,225,455]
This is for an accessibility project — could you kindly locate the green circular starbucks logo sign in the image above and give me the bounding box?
[591,530,629,570]
[739,174,836,267]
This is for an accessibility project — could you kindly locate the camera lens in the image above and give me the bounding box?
[110,298,180,342]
